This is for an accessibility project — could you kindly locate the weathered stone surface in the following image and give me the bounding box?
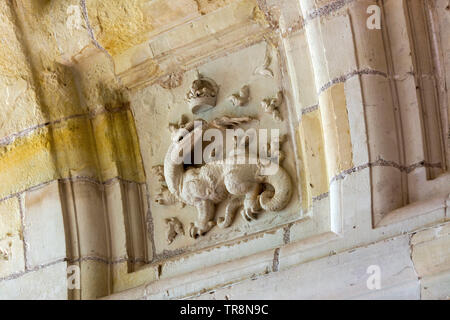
[421,270,450,300]
[24,181,66,269]
[191,236,420,299]
[411,222,450,278]
[0,0,449,301]
[0,262,68,300]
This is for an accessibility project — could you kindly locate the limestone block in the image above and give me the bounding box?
[298,109,328,202]
[340,169,372,235]
[318,82,353,176]
[104,182,127,261]
[53,1,92,61]
[348,0,388,73]
[114,0,267,83]
[0,262,68,300]
[360,74,400,163]
[86,0,154,56]
[142,0,199,27]
[80,260,109,300]
[288,195,331,244]
[112,261,158,295]
[383,0,415,76]
[321,14,358,84]
[71,181,108,260]
[122,182,148,264]
[195,236,418,299]
[377,192,447,229]
[147,0,261,57]
[13,0,89,122]
[421,270,450,300]
[394,74,426,166]
[371,166,404,225]
[0,1,44,139]
[0,127,57,200]
[159,228,284,280]
[435,0,450,100]
[411,222,450,277]
[344,77,370,166]
[411,220,450,247]
[86,0,236,56]
[282,30,318,111]
[351,281,420,300]
[24,181,66,269]
[105,180,149,265]
[144,248,275,300]
[407,169,450,205]
[285,169,371,267]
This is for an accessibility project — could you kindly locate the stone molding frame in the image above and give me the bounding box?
[0,0,448,300]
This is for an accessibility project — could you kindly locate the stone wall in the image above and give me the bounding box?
[0,0,449,300]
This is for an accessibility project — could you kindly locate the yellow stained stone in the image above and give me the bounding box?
[318,83,353,177]
[112,262,157,294]
[298,109,329,209]
[87,0,248,56]
[0,110,146,200]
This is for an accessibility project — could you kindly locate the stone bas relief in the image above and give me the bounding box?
[134,41,302,254]
[155,115,292,239]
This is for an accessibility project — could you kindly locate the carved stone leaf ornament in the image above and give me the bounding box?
[228,85,250,107]
[165,217,185,244]
[261,91,283,121]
